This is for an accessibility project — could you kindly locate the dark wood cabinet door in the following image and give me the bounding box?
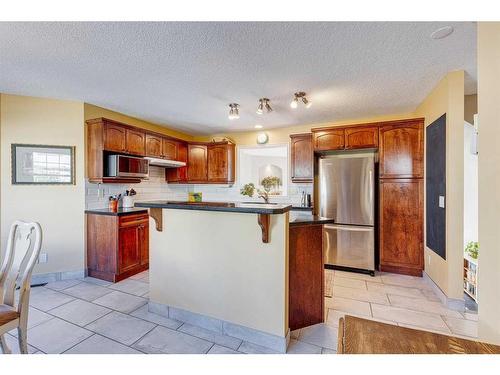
[289,224,324,330]
[118,225,141,273]
[313,129,345,151]
[187,144,208,182]
[290,134,313,182]
[379,179,423,276]
[125,128,146,156]
[145,133,163,158]
[207,144,234,183]
[104,123,126,152]
[379,120,424,178]
[166,142,188,182]
[139,222,149,266]
[345,126,379,149]
[162,139,178,160]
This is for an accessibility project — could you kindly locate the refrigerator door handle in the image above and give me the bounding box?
[324,224,373,232]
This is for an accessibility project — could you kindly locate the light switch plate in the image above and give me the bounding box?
[439,195,445,208]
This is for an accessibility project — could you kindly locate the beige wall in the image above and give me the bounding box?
[150,209,289,337]
[84,103,194,141]
[0,94,85,275]
[477,22,500,344]
[464,94,478,124]
[414,71,465,300]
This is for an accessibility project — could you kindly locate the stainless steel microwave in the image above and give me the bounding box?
[107,155,149,179]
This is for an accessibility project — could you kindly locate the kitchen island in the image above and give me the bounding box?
[134,200,292,352]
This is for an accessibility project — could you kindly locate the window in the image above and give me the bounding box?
[12,144,75,185]
[238,144,288,196]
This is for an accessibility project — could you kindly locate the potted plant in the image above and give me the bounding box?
[465,241,479,260]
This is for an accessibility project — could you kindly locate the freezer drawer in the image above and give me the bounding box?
[324,224,375,271]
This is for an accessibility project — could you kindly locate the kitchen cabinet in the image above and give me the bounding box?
[86,211,149,282]
[379,120,424,179]
[163,138,178,160]
[207,142,235,183]
[290,134,313,182]
[145,133,163,158]
[379,179,423,276]
[289,223,324,330]
[125,128,146,156]
[312,128,345,151]
[187,144,208,182]
[345,126,379,149]
[166,142,188,183]
[104,123,126,153]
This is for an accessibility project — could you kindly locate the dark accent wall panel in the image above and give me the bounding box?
[426,114,446,259]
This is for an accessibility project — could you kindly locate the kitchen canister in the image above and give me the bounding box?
[122,195,134,208]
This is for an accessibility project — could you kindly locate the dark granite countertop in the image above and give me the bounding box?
[289,213,335,226]
[134,200,292,214]
[291,206,313,211]
[85,207,148,216]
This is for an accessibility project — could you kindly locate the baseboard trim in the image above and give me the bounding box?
[422,271,465,312]
[31,269,85,285]
[149,301,289,353]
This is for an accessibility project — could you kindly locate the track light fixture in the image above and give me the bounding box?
[228,103,240,120]
[257,98,272,115]
[290,92,312,109]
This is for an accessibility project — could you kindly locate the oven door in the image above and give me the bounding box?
[116,155,149,178]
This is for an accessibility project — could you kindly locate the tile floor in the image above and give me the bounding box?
[2,269,478,354]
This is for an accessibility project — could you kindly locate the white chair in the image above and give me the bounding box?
[0,221,42,354]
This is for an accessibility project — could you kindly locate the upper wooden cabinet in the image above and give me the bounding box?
[345,126,379,149]
[104,123,126,153]
[125,128,146,156]
[187,144,208,182]
[166,142,188,183]
[379,120,424,179]
[379,179,423,276]
[162,139,178,160]
[207,142,235,183]
[290,134,313,182]
[145,133,163,158]
[312,128,345,151]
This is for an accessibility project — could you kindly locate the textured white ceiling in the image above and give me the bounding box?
[0,22,476,135]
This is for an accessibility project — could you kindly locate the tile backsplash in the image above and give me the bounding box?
[85,166,313,209]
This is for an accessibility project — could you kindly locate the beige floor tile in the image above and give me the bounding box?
[334,270,382,283]
[290,329,301,339]
[380,273,432,290]
[463,312,479,321]
[443,316,478,338]
[321,348,337,354]
[371,303,449,332]
[208,344,240,354]
[333,277,367,290]
[298,323,338,350]
[326,296,371,316]
[367,282,426,299]
[420,288,442,302]
[387,294,463,318]
[286,339,322,354]
[334,285,389,304]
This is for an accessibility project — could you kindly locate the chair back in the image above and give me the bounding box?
[0,221,42,313]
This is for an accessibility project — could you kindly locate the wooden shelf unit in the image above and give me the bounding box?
[463,254,478,302]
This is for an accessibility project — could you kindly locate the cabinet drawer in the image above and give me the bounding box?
[119,214,149,228]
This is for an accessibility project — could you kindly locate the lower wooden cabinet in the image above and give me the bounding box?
[379,179,423,276]
[87,212,149,282]
[289,224,324,330]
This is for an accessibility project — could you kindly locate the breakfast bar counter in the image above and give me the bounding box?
[134,200,292,352]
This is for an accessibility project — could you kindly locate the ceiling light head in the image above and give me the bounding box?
[291,92,312,109]
[254,124,263,129]
[430,26,454,40]
[257,98,272,114]
[228,103,240,120]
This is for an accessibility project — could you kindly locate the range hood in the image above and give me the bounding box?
[144,157,186,168]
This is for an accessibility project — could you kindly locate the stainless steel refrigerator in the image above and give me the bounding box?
[317,152,375,274]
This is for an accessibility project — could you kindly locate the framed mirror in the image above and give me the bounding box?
[11,144,75,185]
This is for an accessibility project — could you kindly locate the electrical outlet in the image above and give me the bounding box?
[38,253,48,263]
